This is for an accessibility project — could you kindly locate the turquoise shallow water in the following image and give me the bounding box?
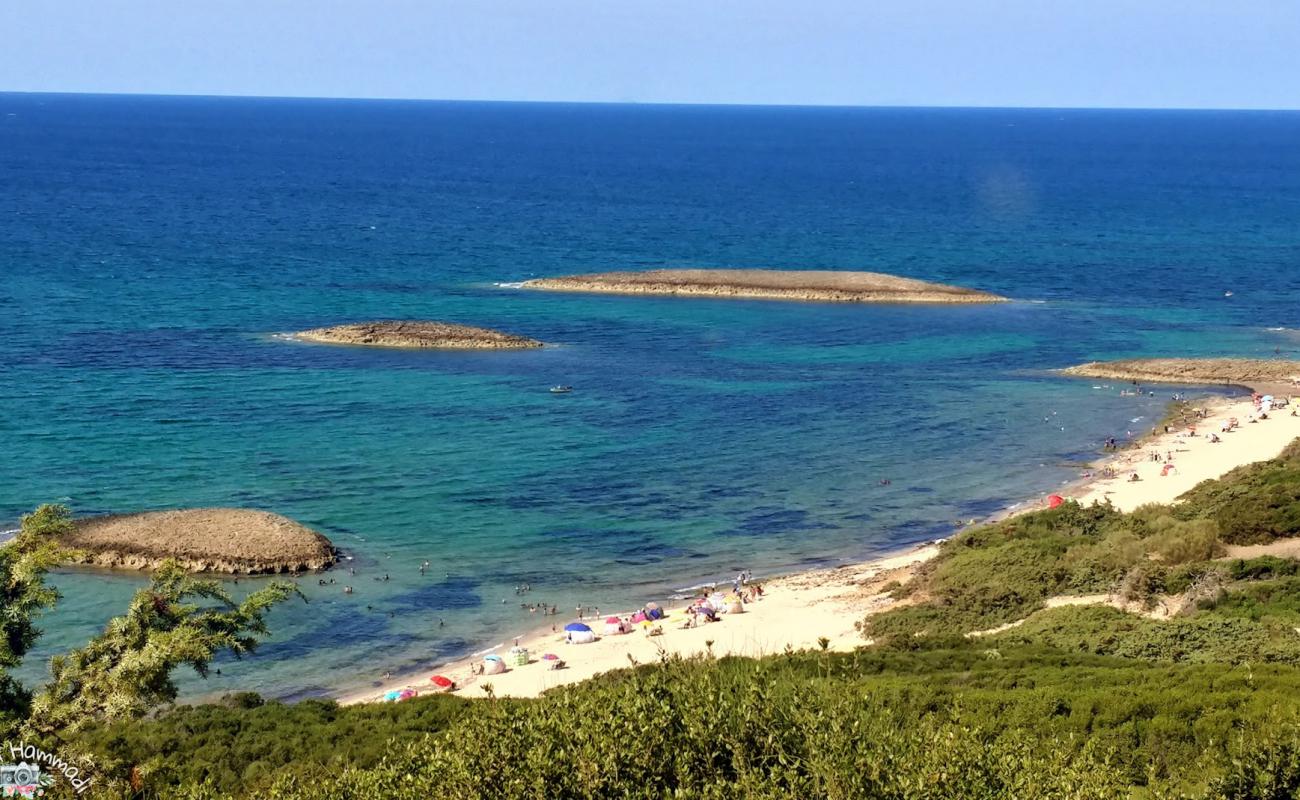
[1,95,1296,699]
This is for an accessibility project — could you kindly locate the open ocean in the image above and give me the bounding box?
[2,94,1297,699]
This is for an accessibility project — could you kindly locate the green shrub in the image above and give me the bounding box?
[990,605,1300,665]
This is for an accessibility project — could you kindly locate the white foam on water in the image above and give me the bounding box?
[494,281,525,289]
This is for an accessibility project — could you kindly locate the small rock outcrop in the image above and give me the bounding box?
[1063,359,1300,390]
[63,508,337,574]
[293,321,543,349]
[522,269,1006,304]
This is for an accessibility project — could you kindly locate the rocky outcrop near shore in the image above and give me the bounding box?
[521,269,1007,304]
[1063,358,1300,389]
[293,321,543,349]
[63,509,337,574]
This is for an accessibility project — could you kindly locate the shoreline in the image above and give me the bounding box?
[338,385,1299,705]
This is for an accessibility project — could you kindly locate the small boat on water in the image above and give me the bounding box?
[549,385,573,394]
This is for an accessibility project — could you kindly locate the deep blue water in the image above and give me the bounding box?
[2,94,1297,699]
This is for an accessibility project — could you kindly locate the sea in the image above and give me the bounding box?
[2,94,1297,700]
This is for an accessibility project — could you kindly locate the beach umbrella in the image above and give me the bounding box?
[384,689,402,702]
[430,674,454,690]
[605,616,621,624]
[1047,494,1064,509]
[541,653,560,661]
[398,689,417,701]
[564,622,592,632]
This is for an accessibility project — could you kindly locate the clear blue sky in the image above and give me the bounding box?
[3,0,1298,109]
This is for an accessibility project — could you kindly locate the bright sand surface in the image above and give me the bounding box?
[343,392,1300,704]
[340,544,938,703]
[1074,393,1300,512]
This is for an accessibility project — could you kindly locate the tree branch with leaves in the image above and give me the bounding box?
[0,504,73,736]
[26,561,302,739]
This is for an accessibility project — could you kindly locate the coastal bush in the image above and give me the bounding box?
[1176,441,1300,544]
[989,605,1300,665]
[70,692,473,795]
[865,441,1300,646]
[1146,517,1222,564]
[1227,556,1300,582]
[74,646,1300,798]
[1203,576,1300,624]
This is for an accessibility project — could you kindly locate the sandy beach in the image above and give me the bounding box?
[339,543,939,704]
[342,388,1299,705]
[1073,391,1300,511]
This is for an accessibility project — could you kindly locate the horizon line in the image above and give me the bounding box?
[2,89,1298,114]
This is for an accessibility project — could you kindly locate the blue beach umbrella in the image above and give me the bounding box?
[564,622,592,632]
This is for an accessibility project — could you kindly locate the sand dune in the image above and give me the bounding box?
[293,321,542,349]
[523,269,1006,304]
[65,508,336,574]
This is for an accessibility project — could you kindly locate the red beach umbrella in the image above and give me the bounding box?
[430,674,454,689]
[1047,494,1065,509]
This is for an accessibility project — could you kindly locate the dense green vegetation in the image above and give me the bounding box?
[866,438,1300,645]
[62,646,1300,799]
[11,438,1300,798]
[71,692,473,793]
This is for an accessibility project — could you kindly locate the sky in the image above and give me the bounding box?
[2,1,1299,109]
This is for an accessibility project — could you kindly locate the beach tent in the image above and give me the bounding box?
[483,654,507,674]
[1047,494,1064,509]
[507,646,530,667]
[565,622,596,644]
[694,604,718,622]
[429,675,455,692]
[604,616,626,635]
[726,594,744,615]
[541,652,565,670]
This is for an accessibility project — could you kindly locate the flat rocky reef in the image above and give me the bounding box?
[293,321,543,349]
[62,508,337,574]
[522,269,1007,304]
[1063,358,1300,391]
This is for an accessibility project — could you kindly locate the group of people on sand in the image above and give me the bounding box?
[1106,392,1298,484]
[675,573,764,629]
